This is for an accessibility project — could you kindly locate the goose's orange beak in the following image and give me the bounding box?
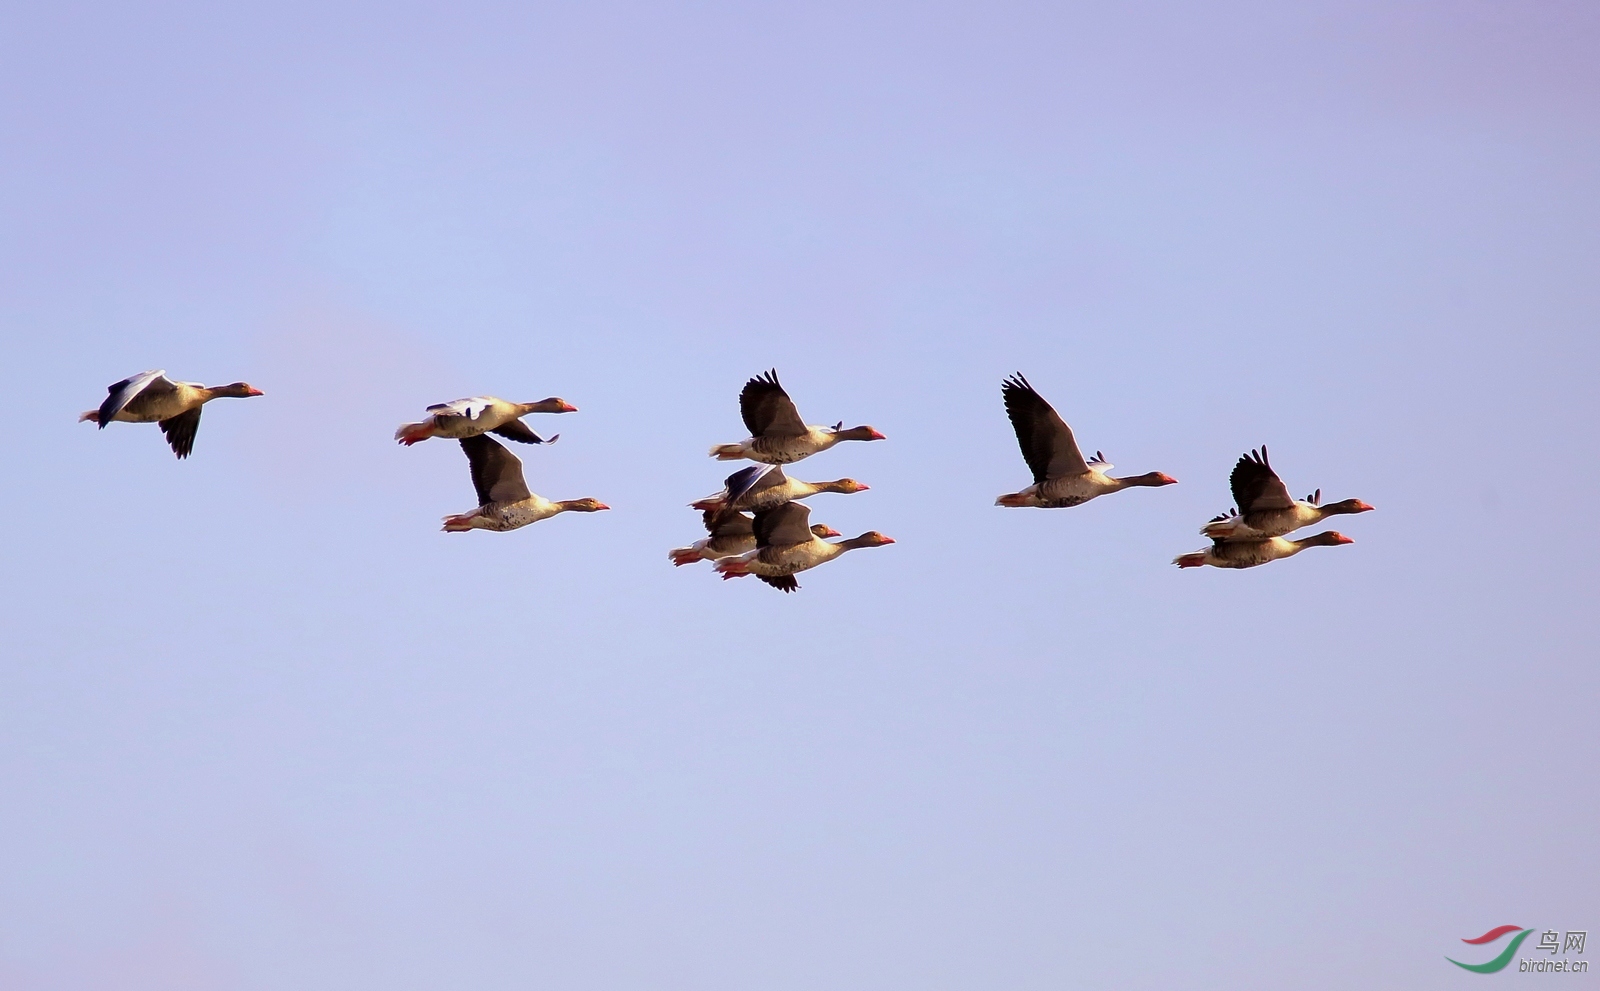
[246,386,265,396]
[868,429,886,440]
[557,400,578,413]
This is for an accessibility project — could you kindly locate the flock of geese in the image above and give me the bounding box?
[81,367,1374,590]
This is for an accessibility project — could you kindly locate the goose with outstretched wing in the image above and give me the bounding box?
[1173,530,1354,570]
[995,373,1175,508]
[669,509,840,567]
[713,502,894,592]
[80,369,263,459]
[690,463,869,515]
[396,395,576,446]
[1201,446,1372,540]
[708,369,884,464]
[441,435,608,532]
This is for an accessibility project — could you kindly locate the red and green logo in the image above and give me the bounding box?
[1448,926,1533,973]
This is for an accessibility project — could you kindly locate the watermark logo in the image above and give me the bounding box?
[1449,926,1588,975]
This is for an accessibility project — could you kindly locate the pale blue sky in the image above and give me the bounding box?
[2,2,1597,988]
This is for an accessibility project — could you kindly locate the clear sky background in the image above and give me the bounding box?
[2,2,1597,988]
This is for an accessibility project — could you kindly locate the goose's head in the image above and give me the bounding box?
[850,531,896,547]
[1323,499,1374,516]
[833,425,886,442]
[1304,531,1354,547]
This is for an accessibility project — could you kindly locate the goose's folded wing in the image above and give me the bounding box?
[460,435,531,504]
[752,502,814,548]
[158,407,202,459]
[98,369,172,425]
[1002,373,1087,482]
[1230,447,1294,512]
[739,370,807,437]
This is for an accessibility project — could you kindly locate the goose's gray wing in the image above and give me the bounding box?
[460,435,531,504]
[97,369,172,427]
[752,502,813,548]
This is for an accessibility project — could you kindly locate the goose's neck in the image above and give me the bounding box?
[204,383,261,400]
[520,398,574,414]
[1115,471,1172,488]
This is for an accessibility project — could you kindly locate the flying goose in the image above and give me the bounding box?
[712,502,895,592]
[396,395,577,446]
[709,370,884,463]
[441,435,608,532]
[79,369,263,459]
[669,510,840,566]
[690,463,869,515]
[1202,447,1373,540]
[995,373,1175,508]
[1173,531,1353,570]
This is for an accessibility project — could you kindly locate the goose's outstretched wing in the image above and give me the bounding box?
[97,370,174,427]
[739,370,806,437]
[1001,373,1087,482]
[460,435,531,505]
[159,407,202,459]
[1229,447,1295,512]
